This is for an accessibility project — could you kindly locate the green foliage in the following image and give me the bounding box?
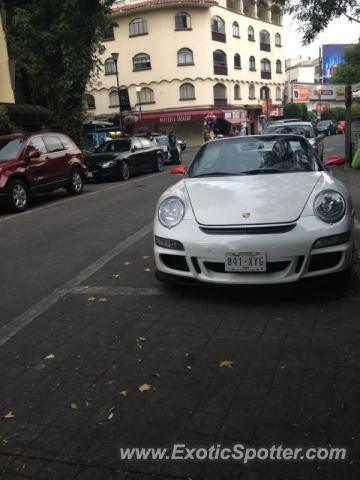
[283,102,303,119]
[331,42,360,85]
[275,1,360,44]
[321,107,346,121]
[352,104,360,117]
[0,106,14,134]
[5,0,113,142]
[300,103,308,121]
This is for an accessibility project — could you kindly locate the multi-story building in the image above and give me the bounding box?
[285,57,322,85]
[85,0,285,145]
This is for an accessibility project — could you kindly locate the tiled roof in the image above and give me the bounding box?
[112,0,218,13]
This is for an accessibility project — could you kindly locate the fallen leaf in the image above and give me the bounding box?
[99,298,107,302]
[87,296,96,302]
[139,383,152,393]
[4,411,15,419]
[142,255,150,259]
[84,286,91,290]
[108,412,114,420]
[219,360,234,369]
[137,337,146,342]
[144,268,151,272]
[124,261,132,266]
[153,373,160,378]
[110,274,120,279]
[186,365,192,370]
[44,354,55,360]
[119,390,128,397]
[70,403,78,410]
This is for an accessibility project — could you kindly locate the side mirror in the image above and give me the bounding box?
[170,165,187,175]
[323,155,346,167]
[26,149,41,159]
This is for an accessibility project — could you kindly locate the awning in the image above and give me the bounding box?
[139,109,223,124]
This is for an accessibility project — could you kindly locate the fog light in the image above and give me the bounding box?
[155,236,184,251]
[313,231,351,249]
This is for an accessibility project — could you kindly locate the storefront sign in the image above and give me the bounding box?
[159,115,192,123]
[292,86,310,103]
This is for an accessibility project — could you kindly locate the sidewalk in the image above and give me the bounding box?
[0,167,360,480]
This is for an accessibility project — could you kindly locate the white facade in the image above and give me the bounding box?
[86,0,285,145]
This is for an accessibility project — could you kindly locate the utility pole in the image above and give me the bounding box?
[111,52,123,133]
[345,85,352,164]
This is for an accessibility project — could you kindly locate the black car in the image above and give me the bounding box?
[316,120,337,136]
[263,122,325,161]
[85,137,164,181]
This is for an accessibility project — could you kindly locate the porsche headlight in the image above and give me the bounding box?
[314,190,346,224]
[158,197,185,228]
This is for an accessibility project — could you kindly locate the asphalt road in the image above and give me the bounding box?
[0,134,352,329]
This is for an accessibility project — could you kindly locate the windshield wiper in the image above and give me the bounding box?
[192,172,243,178]
[241,168,286,175]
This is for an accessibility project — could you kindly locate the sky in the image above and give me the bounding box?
[284,14,360,60]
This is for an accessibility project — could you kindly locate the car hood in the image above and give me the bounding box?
[184,172,322,225]
[85,152,120,165]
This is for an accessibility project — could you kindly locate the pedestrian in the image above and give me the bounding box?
[168,131,180,164]
[240,124,247,136]
[203,129,210,143]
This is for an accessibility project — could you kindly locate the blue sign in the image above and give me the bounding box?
[322,44,352,83]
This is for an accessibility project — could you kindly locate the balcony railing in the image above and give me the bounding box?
[212,31,226,43]
[261,71,271,79]
[260,42,271,52]
[214,65,228,75]
[214,98,228,106]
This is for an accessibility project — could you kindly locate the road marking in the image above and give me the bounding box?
[0,223,153,346]
[70,286,166,296]
[0,170,167,225]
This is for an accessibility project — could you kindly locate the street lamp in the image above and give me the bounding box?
[111,52,123,132]
[136,86,142,120]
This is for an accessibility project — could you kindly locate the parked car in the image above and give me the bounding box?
[0,132,86,212]
[263,122,325,160]
[85,137,164,181]
[336,120,346,134]
[317,120,337,136]
[177,139,187,151]
[154,135,354,285]
[136,133,182,163]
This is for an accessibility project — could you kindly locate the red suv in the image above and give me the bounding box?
[0,132,87,212]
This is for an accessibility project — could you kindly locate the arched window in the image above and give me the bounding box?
[249,83,255,99]
[249,56,256,71]
[260,30,270,51]
[276,60,282,73]
[275,33,281,46]
[232,22,240,37]
[234,84,241,100]
[83,94,95,109]
[211,16,226,42]
[271,5,282,25]
[129,18,148,36]
[180,83,195,100]
[234,53,241,69]
[213,83,227,105]
[177,48,194,65]
[248,26,255,41]
[213,50,227,75]
[138,87,154,104]
[175,12,191,29]
[243,0,256,17]
[133,53,151,70]
[109,90,119,107]
[257,1,269,22]
[260,86,270,100]
[227,0,241,13]
[103,23,115,41]
[104,58,116,75]
[261,58,271,78]
[276,87,282,100]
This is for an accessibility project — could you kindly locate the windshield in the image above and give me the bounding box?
[95,140,130,153]
[155,137,168,146]
[188,136,320,178]
[264,124,313,138]
[317,121,330,127]
[0,138,24,161]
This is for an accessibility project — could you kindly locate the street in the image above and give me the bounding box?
[1,134,360,480]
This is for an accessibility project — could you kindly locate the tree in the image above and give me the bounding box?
[300,103,308,121]
[352,104,360,117]
[0,106,13,134]
[321,107,346,121]
[275,0,360,44]
[5,0,113,142]
[283,102,303,119]
[331,42,360,85]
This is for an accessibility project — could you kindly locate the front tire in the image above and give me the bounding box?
[153,155,164,172]
[119,161,130,181]
[66,168,84,195]
[7,179,30,213]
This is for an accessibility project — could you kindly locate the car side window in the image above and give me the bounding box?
[44,136,65,153]
[26,136,47,155]
[139,138,152,148]
[59,135,76,150]
[132,138,142,150]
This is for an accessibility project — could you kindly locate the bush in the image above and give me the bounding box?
[352,104,360,117]
[283,103,303,120]
[0,106,13,134]
[300,103,308,121]
[321,108,346,121]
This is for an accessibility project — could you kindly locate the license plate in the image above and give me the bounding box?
[87,172,93,178]
[225,252,267,272]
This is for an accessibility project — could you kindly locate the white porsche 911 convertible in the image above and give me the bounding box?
[154,135,354,285]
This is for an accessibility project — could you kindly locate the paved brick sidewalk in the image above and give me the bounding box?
[0,165,360,480]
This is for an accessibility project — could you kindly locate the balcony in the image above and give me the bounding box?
[260,42,271,52]
[214,98,228,106]
[261,71,271,79]
[214,65,228,75]
[212,31,226,43]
